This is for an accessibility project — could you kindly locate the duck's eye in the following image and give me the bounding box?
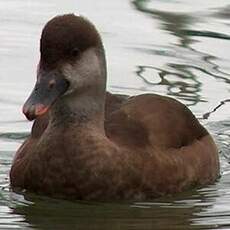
[71,48,80,57]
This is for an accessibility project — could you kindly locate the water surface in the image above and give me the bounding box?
[1,0,230,229]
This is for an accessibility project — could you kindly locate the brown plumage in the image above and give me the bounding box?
[10,14,219,200]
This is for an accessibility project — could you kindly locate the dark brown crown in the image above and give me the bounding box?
[40,14,102,68]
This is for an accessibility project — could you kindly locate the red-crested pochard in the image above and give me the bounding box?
[10,14,219,200]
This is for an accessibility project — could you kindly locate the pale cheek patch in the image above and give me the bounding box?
[61,64,79,96]
[62,64,72,81]
[61,48,101,96]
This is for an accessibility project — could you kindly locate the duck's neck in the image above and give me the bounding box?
[49,90,106,133]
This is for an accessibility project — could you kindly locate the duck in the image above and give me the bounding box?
[10,14,219,200]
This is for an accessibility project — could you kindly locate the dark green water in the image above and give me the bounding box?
[1,0,230,229]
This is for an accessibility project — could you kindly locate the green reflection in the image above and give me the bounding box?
[10,191,215,230]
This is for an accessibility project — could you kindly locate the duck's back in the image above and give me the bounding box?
[105,94,207,149]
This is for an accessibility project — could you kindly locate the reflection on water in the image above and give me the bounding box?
[133,0,230,109]
[1,0,230,229]
[0,187,226,230]
[136,65,203,106]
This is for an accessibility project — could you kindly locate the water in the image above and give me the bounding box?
[0,0,230,229]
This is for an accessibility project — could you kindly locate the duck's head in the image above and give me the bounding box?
[23,14,106,121]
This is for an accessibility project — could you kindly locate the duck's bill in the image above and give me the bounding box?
[23,72,69,121]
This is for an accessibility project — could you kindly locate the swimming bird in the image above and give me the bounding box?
[10,14,219,200]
